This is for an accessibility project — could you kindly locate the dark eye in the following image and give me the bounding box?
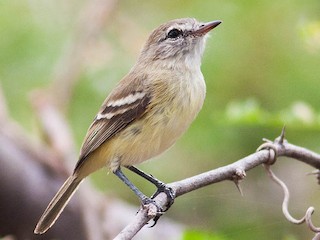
[167,28,182,39]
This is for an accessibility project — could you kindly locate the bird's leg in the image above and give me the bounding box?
[114,166,175,226]
[126,166,175,210]
[114,167,149,202]
[114,167,165,218]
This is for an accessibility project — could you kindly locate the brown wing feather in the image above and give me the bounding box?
[74,78,151,171]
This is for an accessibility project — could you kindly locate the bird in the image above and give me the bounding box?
[34,17,221,234]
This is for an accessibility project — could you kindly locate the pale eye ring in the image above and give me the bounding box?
[167,28,183,39]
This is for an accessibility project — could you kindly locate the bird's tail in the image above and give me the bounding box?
[34,175,82,234]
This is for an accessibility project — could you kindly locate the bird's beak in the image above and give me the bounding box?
[193,20,222,36]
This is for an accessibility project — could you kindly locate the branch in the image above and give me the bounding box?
[0,121,86,240]
[115,130,320,239]
[49,0,118,110]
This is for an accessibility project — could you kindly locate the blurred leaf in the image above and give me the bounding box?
[225,98,268,124]
[299,20,320,53]
[221,98,320,129]
[183,229,227,240]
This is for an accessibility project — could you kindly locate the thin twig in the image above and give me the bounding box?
[114,133,320,239]
[312,233,320,240]
[264,164,320,233]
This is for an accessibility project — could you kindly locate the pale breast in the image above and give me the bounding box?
[116,70,205,167]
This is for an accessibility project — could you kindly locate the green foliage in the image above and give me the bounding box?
[224,98,320,128]
[183,229,227,240]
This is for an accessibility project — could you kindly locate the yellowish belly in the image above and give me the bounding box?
[77,74,205,177]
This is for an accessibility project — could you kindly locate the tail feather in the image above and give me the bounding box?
[34,176,82,234]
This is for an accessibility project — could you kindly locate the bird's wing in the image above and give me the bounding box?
[74,76,151,171]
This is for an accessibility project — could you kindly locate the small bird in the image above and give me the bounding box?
[34,17,221,234]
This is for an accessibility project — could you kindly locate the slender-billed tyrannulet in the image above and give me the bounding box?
[34,18,221,234]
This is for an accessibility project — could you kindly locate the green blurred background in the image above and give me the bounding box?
[1,0,320,239]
